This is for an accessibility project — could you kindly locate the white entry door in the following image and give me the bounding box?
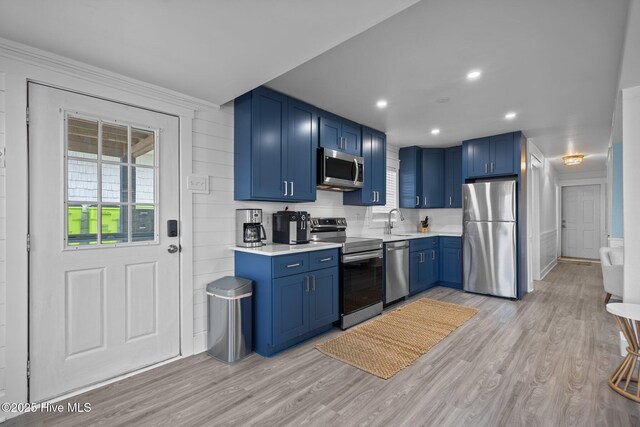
[562,184,601,259]
[29,83,181,402]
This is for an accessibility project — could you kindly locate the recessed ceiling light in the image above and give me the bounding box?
[504,112,517,120]
[376,99,388,109]
[466,69,482,80]
[431,128,440,135]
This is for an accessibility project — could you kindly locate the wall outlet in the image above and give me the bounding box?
[187,175,209,193]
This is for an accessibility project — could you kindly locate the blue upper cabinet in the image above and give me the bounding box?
[319,112,361,156]
[463,132,517,179]
[421,148,444,208]
[344,127,386,206]
[234,87,316,202]
[399,146,422,208]
[444,146,462,208]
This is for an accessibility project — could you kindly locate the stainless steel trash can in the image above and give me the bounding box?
[206,276,253,363]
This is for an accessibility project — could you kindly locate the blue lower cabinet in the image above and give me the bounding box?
[273,272,309,345]
[409,251,426,294]
[308,267,340,330]
[439,237,462,288]
[235,249,339,357]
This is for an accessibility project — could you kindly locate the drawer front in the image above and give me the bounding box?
[272,253,310,278]
[410,237,439,252]
[440,236,461,249]
[309,249,339,271]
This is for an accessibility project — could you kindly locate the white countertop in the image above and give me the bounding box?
[230,241,343,256]
[354,231,462,243]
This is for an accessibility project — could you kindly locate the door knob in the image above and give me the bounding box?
[168,244,179,254]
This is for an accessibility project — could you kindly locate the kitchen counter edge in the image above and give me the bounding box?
[229,242,343,256]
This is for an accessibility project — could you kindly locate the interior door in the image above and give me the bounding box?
[562,185,601,259]
[28,83,180,402]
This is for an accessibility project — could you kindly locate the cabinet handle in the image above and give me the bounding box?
[449,196,452,206]
[319,257,332,262]
[424,196,427,206]
[290,181,294,197]
[416,196,419,206]
[286,262,301,268]
[485,163,488,174]
[284,181,288,196]
[432,250,436,260]
[312,275,316,291]
[491,162,494,173]
[305,276,310,292]
[419,252,423,263]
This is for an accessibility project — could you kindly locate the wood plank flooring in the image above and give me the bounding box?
[9,262,640,426]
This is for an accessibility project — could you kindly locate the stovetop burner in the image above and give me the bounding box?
[310,217,382,254]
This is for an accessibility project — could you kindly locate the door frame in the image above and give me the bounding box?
[558,179,607,259]
[1,40,206,409]
[528,153,542,289]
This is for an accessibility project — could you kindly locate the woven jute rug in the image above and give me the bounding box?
[316,298,478,379]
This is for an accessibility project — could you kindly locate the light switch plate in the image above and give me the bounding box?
[187,174,209,193]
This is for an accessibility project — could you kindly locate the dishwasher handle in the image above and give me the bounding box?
[386,241,409,250]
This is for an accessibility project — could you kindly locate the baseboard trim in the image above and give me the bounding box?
[540,260,557,279]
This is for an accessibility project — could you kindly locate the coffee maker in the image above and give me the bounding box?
[236,209,267,248]
[272,211,310,244]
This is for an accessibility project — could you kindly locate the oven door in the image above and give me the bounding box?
[319,148,364,189]
[341,249,384,315]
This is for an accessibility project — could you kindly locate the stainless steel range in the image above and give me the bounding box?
[310,218,384,329]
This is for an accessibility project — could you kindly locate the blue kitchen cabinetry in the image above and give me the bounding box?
[439,237,462,288]
[344,126,386,206]
[462,132,518,179]
[234,87,317,202]
[421,148,444,208]
[319,111,361,156]
[235,248,339,356]
[399,146,461,209]
[444,146,462,208]
[409,237,439,294]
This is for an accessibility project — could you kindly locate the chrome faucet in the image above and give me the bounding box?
[385,208,405,235]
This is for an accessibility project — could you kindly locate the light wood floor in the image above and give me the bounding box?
[9,262,640,426]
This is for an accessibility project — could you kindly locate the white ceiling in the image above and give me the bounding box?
[0,0,419,106]
[267,0,630,174]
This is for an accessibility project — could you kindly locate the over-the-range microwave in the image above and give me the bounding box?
[317,148,364,191]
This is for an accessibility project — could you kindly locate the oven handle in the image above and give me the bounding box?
[342,250,383,263]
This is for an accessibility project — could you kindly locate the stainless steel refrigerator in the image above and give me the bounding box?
[462,180,517,298]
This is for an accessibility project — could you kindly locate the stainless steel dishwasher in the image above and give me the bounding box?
[385,240,409,304]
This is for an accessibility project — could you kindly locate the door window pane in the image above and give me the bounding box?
[132,166,154,204]
[132,128,155,166]
[101,205,128,244]
[102,163,128,203]
[67,204,98,246]
[67,160,98,202]
[132,205,154,242]
[102,122,128,162]
[67,117,98,159]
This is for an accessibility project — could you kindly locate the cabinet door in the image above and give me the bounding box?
[308,267,339,330]
[466,138,491,178]
[319,115,341,151]
[341,121,361,156]
[273,272,309,345]
[399,146,422,208]
[427,249,440,285]
[409,251,423,294]
[372,130,387,205]
[421,148,444,208]
[441,247,462,284]
[490,133,515,175]
[445,146,462,208]
[360,127,375,204]
[250,88,288,199]
[287,99,317,201]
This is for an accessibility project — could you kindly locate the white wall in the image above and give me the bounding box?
[0,72,6,403]
[622,85,640,303]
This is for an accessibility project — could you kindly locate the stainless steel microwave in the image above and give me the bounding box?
[317,148,364,191]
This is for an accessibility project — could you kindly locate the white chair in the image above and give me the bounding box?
[600,247,624,304]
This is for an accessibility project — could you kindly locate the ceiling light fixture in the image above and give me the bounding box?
[466,69,482,80]
[376,99,388,108]
[504,112,517,120]
[562,154,584,166]
[431,128,440,135]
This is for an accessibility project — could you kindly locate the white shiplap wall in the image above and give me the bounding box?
[189,103,444,352]
[0,72,6,399]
